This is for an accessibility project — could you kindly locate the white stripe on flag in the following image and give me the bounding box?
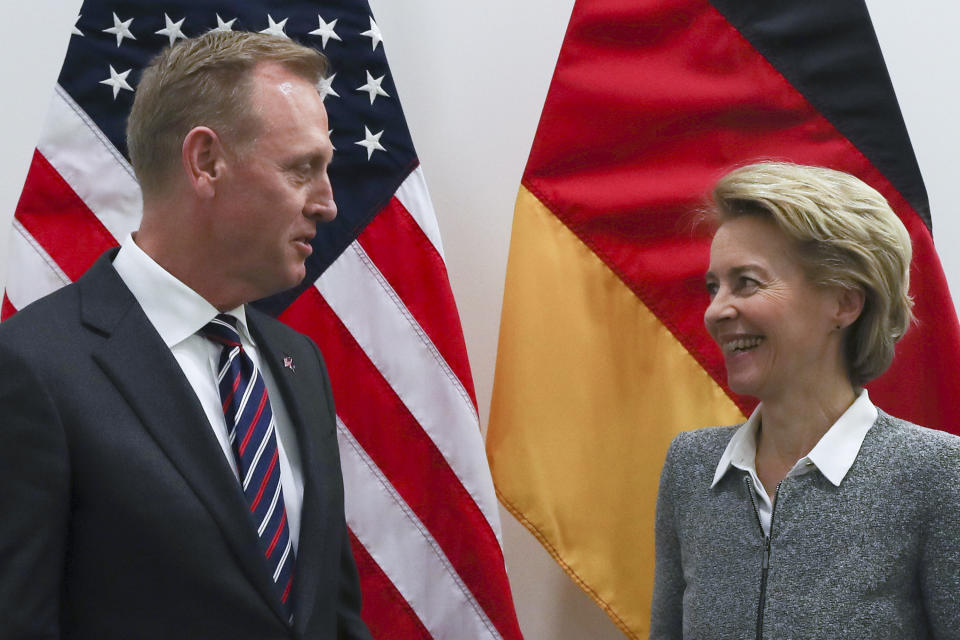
[5,221,70,311]
[395,166,445,260]
[337,419,502,640]
[38,86,142,243]
[316,241,502,541]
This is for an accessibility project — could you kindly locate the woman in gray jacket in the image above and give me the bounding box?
[650,162,960,639]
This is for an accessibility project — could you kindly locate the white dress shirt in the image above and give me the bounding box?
[711,388,878,536]
[112,234,304,552]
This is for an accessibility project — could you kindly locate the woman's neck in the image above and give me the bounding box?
[754,381,857,499]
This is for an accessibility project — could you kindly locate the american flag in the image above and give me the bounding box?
[4,1,523,638]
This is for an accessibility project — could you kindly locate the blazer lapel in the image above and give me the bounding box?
[248,309,332,631]
[78,255,292,624]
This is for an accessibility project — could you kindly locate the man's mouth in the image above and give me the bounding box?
[293,237,314,255]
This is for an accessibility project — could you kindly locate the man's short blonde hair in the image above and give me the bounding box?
[126,30,329,199]
[711,161,914,387]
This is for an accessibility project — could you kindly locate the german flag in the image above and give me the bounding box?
[486,1,960,637]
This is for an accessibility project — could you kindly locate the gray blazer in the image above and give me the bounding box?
[650,411,960,640]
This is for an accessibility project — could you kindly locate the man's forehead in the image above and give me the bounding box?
[244,63,330,142]
[252,66,324,111]
[251,62,310,91]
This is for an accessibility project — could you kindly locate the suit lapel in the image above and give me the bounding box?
[248,309,332,630]
[78,255,292,624]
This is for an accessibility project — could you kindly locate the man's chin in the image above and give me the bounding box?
[251,266,308,302]
[284,264,309,290]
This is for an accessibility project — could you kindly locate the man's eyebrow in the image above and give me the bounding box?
[285,150,328,167]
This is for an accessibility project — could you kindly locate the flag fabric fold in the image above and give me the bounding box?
[4,2,522,638]
[487,0,960,637]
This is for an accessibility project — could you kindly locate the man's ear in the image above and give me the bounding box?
[835,286,866,330]
[181,126,226,199]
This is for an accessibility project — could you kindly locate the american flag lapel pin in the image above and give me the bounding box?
[283,355,296,372]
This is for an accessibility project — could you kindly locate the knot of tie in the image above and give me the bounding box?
[199,314,243,348]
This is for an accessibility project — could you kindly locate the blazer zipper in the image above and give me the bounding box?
[745,477,782,640]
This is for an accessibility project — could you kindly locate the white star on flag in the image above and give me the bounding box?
[212,14,236,33]
[155,14,187,46]
[103,13,136,47]
[99,65,134,99]
[356,71,390,105]
[355,126,386,160]
[361,17,383,51]
[260,15,289,38]
[316,74,340,101]
[309,16,342,49]
[72,14,83,37]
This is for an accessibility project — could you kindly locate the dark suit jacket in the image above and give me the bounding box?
[0,252,371,640]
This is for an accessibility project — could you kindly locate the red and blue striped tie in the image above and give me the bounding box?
[200,314,295,619]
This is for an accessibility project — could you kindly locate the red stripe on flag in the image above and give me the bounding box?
[357,198,478,409]
[349,531,432,640]
[522,0,960,431]
[867,216,960,433]
[280,287,522,640]
[15,150,118,281]
[1,294,17,321]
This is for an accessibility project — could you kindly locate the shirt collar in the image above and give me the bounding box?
[711,388,877,488]
[712,405,762,488]
[802,389,877,485]
[112,233,249,347]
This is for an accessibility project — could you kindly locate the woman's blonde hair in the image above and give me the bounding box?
[711,161,914,386]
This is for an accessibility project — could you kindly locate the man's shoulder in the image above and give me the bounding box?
[0,250,123,353]
[247,304,295,332]
[245,305,327,379]
[0,282,83,350]
[246,305,312,349]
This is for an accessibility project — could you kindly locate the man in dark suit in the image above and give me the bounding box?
[0,31,372,639]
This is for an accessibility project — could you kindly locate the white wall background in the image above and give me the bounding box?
[1,2,956,638]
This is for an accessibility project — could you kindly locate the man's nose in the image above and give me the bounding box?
[306,175,337,222]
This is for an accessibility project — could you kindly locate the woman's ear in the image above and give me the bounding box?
[835,286,865,330]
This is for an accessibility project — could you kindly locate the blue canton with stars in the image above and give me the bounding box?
[61,0,418,315]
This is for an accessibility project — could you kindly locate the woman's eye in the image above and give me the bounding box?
[705,281,718,298]
[738,277,759,292]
